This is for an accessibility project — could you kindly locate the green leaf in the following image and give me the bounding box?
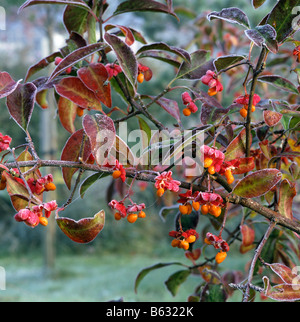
[56,210,105,243]
[80,172,110,198]
[113,0,179,21]
[207,7,250,29]
[257,75,299,94]
[136,42,191,63]
[164,270,191,297]
[200,284,227,302]
[63,5,89,36]
[262,0,300,44]
[104,33,138,89]
[233,169,282,198]
[175,50,214,80]
[134,262,185,293]
[245,25,278,53]
[213,55,246,73]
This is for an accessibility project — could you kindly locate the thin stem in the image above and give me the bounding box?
[242,220,277,302]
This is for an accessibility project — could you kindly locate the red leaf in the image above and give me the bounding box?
[105,24,135,46]
[263,110,282,127]
[231,157,255,174]
[278,179,296,220]
[82,114,116,166]
[57,96,77,133]
[0,72,21,99]
[54,76,102,111]
[225,128,250,161]
[61,129,92,189]
[6,82,37,131]
[48,42,107,82]
[56,210,105,243]
[77,63,112,108]
[240,224,255,247]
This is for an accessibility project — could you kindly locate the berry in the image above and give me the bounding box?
[180,240,190,250]
[127,213,138,223]
[204,157,213,168]
[77,107,84,117]
[240,108,248,118]
[39,217,48,227]
[171,239,181,248]
[186,235,196,243]
[182,92,192,104]
[192,201,200,211]
[114,212,122,221]
[215,251,227,264]
[45,182,56,191]
[112,170,122,179]
[138,211,146,218]
[204,237,212,245]
[156,187,165,197]
[210,205,222,217]
[201,204,209,215]
[208,165,215,175]
[137,73,144,83]
[208,88,218,96]
[225,169,234,185]
[179,204,188,215]
[183,108,191,117]
[188,102,198,113]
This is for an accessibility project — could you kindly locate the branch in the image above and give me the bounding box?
[4,159,300,235]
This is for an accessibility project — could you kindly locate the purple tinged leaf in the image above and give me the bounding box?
[213,55,246,73]
[233,169,282,198]
[278,179,296,220]
[263,110,282,127]
[245,25,278,54]
[104,33,138,89]
[225,128,250,161]
[207,7,250,29]
[113,0,179,21]
[48,42,108,82]
[56,210,105,243]
[0,72,21,99]
[257,75,299,94]
[18,0,92,14]
[6,82,37,131]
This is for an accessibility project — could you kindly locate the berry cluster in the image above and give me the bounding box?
[0,132,12,152]
[14,200,58,228]
[27,174,56,195]
[181,92,198,116]
[137,63,152,84]
[155,171,181,197]
[177,190,200,214]
[204,232,230,264]
[169,229,199,251]
[235,93,261,119]
[200,70,223,96]
[108,200,146,223]
[196,192,224,217]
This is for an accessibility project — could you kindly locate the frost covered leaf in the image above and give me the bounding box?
[207,7,250,29]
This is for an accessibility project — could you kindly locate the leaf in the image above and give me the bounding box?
[263,110,283,127]
[213,55,246,73]
[245,25,278,54]
[18,0,92,14]
[241,224,255,247]
[225,128,249,160]
[48,42,107,82]
[105,24,135,46]
[77,63,112,108]
[6,82,37,131]
[266,263,296,284]
[57,96,77,134]
[56,210,105,243]
[61,129,92,189]
[278,179,297,220]
[207,7,250,29]
[80,172,110,198]
[262,0,300,44]
[134,262,185,293]
[164,270,191,297]
[63,5,89,36]
[137,50,181,68]
[54,76,103,111]
[0,72,21,99]
[252,0,267,9]
[113,0,179,21]
[104,33,138,88]
[136,42,191,63]
[231,157,255,174]
[199,91,229,125]
[82,114,116,166]
[25,52,61,82]
[200,284,227,302]
[233,169,282,198]
[257,75,299,94]
[176,50,214,80]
